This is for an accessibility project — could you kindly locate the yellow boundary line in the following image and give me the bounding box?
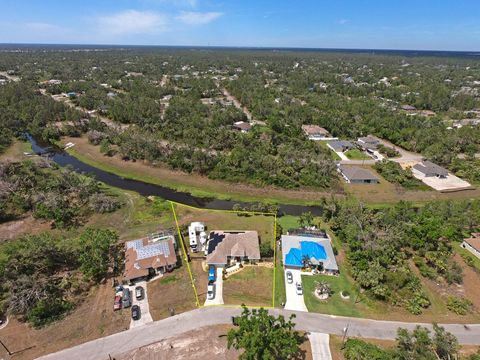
[169,201,200,307]
[168,201,278,309]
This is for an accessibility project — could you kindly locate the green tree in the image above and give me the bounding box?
[78,228,118,281]
[298,212,314,228]
[227,306,304,360]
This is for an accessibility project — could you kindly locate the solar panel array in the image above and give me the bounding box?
[136,240,170,260]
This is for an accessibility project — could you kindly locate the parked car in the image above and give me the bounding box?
[208,266,216,282]
[122,289,132,308]
[131,305,141,320]
[135,286,144,300]
[207,283,216,300]
[286,271,293,284]
[113,295,122,311]
[295,282,303,295]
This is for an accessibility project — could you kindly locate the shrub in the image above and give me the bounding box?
[260,242,274,258]
[446,296,472,315]
[26,298,74,328]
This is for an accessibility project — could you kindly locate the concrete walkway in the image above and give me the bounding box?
[284,269,308,312]
[308,333,332,360]
[37,306,480,360]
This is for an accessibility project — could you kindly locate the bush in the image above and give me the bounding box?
[260,242,274,258]
[26,298,74,328]
[377,144,400,158]
[343,338,391,359]
[446,296,472,315]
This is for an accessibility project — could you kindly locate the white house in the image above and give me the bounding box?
[188,222,207,252]
[462,233,480,259]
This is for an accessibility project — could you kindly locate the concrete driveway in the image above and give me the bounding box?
[308,333,332,360]
[284,269,308,312]
[126,281,153,328]
[204,266,224,306]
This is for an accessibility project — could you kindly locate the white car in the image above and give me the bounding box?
[295,282,303,295]
[286,271,293,284]
[207,283,216,300]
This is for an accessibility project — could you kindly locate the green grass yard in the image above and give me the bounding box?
[345,148,371,160]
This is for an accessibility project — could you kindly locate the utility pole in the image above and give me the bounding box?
[341,323,350,349]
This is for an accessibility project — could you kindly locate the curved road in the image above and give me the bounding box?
[37,306,480,360]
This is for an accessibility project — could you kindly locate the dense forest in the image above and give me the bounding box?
[1,47,479,187]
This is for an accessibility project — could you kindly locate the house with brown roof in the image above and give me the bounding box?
[124,232,177,283]
[462,233,480,259]
[302,125,330,140]
[206,231,261,267]
[233,121,252,133]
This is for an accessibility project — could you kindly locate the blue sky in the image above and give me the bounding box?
[0,0,479,50]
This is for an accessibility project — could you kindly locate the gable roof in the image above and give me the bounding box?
[233,121,252,131]
[206,231,260,265]
[339,165,379,182]
[413,160,449,177]
[124,236,177,281]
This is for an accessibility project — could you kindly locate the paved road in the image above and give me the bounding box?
[338,159,376,165]
[284,269,308,312]
[37,306,480,360]
[308,333,332,360]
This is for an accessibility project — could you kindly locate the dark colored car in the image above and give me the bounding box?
[131,305,141,320]
[135,286,144,300]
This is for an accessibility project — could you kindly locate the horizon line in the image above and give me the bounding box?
[0,42,479,54]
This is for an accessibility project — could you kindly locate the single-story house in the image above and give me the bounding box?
[412,160,449,179]
[281,233,338,274]
[233,121,252,133]
[462,233,480,259]
[327,140,355,152]
[124,233,177,283]
[338,165,380,184]
[357,136,379,151]
[206,230,260,267]
[302,124,330,140]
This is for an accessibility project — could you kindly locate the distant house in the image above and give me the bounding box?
[302,125,330,140]
[419,110,436,117]
[338,165,380,184]
[327,140,355,152]
[124,232,177,283]
[412,160,449,179]
[281,232,338,274]
[357,136,379,151]
[462,233,480,259]
[233,121,252,133]
[206,231,260,267]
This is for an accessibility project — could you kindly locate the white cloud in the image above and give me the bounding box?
[97,10,168,35]
[176,11,223,25]
[337,19,349,25]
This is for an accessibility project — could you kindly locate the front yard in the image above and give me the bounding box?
[223,266,274,306]
[345,148,371,160]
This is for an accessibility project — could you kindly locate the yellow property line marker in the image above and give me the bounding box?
[169,201,200,307]
[169,200,279,309]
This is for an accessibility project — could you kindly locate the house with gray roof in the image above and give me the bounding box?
[412,160,448,178]
[206,230,260,267]
[338,165,379,184]
[281,232,338,274]
[357,135,380,150]
[327,140,355,152]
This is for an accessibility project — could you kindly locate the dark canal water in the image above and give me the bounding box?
[28,135,323,216]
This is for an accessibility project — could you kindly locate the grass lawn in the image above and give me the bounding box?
[345,148,371,160]
[302,274,361,317]
[454,243,480,272]
[0,140,32,161]
[223,266,274,306]
[147,264,198,320]
[173,203,276,246]
[274,248,286,307]
[277,215,300,231]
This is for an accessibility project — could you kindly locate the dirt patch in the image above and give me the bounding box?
[0,214,53,241]
[115,324,312,360]
[0,283,130,360]
[190,259,209,304]
[223,266,273,306]
[453,254,480,310]
[147,265,198,321]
